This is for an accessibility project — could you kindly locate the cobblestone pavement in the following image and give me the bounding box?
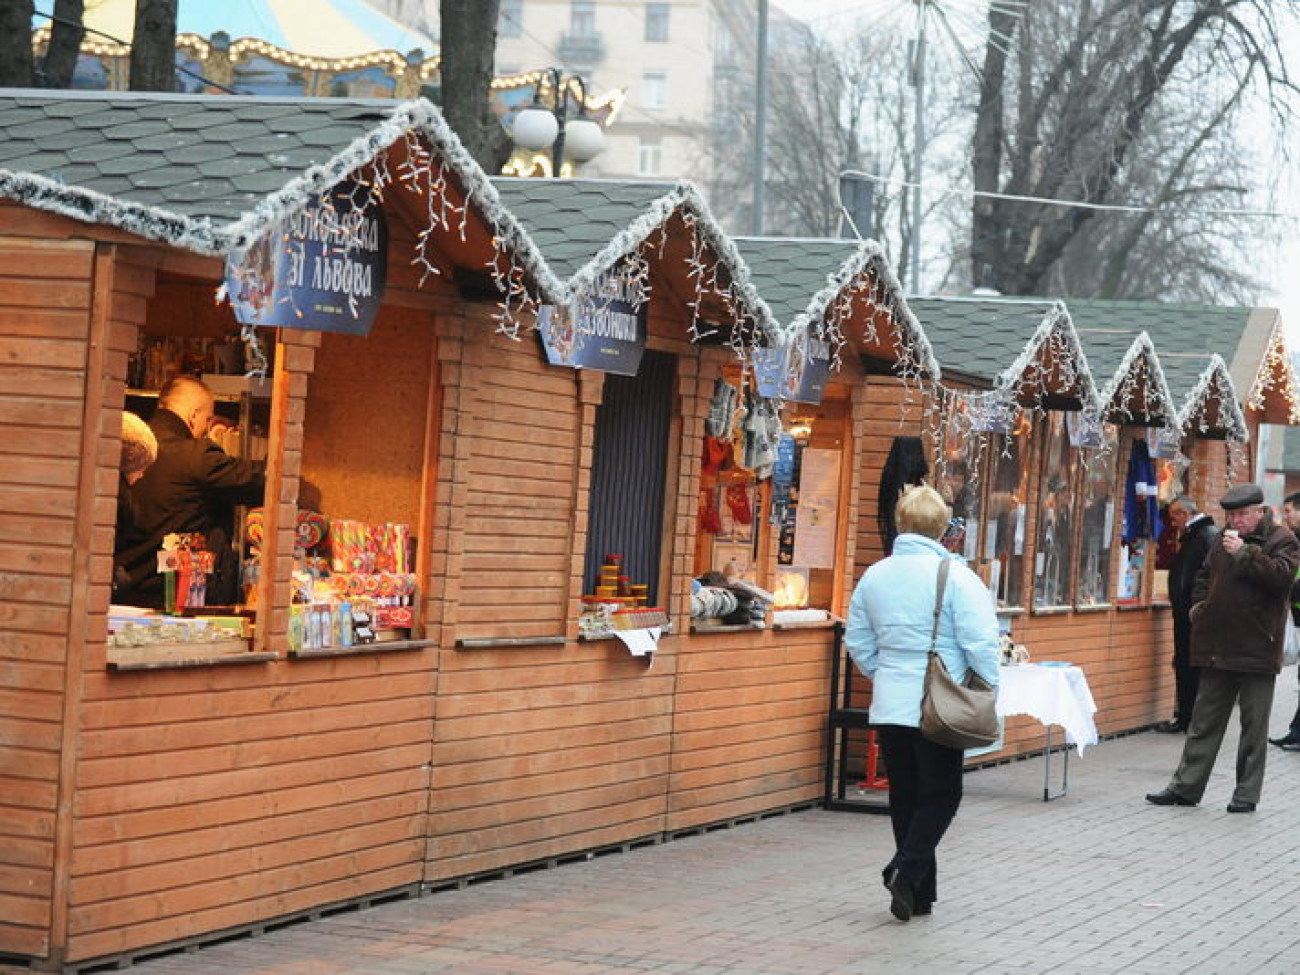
[9,684,1300,975]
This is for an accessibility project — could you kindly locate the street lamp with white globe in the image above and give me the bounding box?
[510,68,605,176]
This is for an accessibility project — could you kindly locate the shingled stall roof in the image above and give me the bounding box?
[489,177,777,350]
[1073,329,1178,429]
[907,296,1098,411]
[0,88,562,307]
[730,236,939,380]
[1066,300,1297,429]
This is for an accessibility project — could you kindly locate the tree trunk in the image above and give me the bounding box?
[439,0,512,173]
[129,0,176,92]
[968,6,1022,290]
[0,0,36,87]
[42,0,85,88]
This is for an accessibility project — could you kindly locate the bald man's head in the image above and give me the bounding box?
[157,375,215,439]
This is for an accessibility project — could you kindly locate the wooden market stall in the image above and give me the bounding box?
[732,236,939,805]
[1068,301,1300,501]
[431,179,842,874]
[902,296,1161,756]
[0,89,561,967]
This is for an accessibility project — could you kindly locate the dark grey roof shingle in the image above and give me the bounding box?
[1065,300,1252,401]
[732,237,848,326]
[0,89,398,228]
[490,177,679,282]
[908,297,1061,386]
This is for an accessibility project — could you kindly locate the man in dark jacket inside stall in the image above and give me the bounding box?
[1146,484,1300,813]
[1156,497,1220,733]
[113,375,266,608]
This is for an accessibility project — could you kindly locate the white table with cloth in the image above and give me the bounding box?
[996,662,1099,801]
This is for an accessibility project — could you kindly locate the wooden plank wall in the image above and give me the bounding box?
[666,353,839,830]
[425,306,678,881]
[0,235,95,958]
[63,279,436,963]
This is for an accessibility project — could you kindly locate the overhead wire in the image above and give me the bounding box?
[839,169,1300,220]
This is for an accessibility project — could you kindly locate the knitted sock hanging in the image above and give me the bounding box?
[726,484,753,524]
[698,488,722,534]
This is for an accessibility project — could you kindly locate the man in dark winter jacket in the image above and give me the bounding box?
[113,375,266,608]
[1156,497,1219,733]
[1268,492,1300,749]
[1146,484,1300,813]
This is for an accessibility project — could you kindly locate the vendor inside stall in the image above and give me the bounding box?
[112,374,267,609]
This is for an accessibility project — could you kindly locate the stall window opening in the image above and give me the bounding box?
[1032,411,1077,610]
[983,416,1030,610]
[583,349,676,607]
[1118,436,1160,604]
[1074,422,1119,608]
[295,310,435,652]
[108,308,272,664]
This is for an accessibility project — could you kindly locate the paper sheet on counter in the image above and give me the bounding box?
[616,626,661,666]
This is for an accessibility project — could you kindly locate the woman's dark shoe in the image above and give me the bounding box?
[1145,789,1196,806]
[885,868,914,922]
[1269,731,1300,747]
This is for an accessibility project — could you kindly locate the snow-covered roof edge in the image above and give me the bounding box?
[782,240,941,380]
[1244,314,1300,425]
[222,98,564,304]
[995,300,1100,412]
[0,167,224,253]
[1180,354,1250,443]
[563,180,781,343]
[1096,331,1180,430]
[0,97,566,305]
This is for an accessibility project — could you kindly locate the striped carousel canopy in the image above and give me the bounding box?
[34,0,435,59]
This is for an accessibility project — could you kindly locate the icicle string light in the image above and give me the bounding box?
[1179,355,1249,442]
[1096,333,1179,432]
[1245,321,1300,424]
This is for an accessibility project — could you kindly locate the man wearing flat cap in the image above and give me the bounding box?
[1147,483,1300,813]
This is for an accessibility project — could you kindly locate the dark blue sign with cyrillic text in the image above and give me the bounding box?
[226,179,387,335]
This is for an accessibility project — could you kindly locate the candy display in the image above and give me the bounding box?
[580,553,664,637]
[239,508,418,648]
[155,533,215,613]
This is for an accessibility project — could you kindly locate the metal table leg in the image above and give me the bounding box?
[1042,724,1069,801]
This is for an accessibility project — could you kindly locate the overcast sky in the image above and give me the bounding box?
[770,0,1300,340]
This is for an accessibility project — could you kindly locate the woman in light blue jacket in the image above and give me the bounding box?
[846,485,1001,921]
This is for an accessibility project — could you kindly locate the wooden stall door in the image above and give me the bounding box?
[0,236,96,958]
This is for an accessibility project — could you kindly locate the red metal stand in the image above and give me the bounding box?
[859,730,889,789]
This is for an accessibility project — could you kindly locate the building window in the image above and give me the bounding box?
[641,71,667,109]
[646,2,670,41]
[571,0,596,36]
[499,0,523,38]
[637,137,662,175]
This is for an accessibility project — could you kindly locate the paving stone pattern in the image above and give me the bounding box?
[9,686,1300,975]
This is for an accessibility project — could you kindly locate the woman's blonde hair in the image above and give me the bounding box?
[895,484,950,541]
[120,411,158,477]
